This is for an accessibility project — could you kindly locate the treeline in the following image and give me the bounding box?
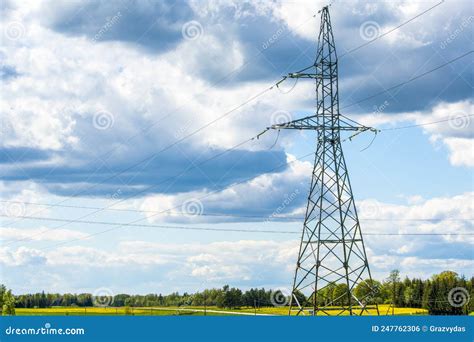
[13,286,283,310]
[5,270,474,315]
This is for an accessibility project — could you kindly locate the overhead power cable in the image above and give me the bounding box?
[280,0,445,77]
[13,151,315,249]
[380,114,474,131]
[4,4,463,246]
[1,200,472,222]
[0,215,296,235]
[339,0,445,58]
[1,214,471,242]
[7,12,320,225]
[3,90,273,228]
[340,50,473,110]
[6,74,473,245]
[7,108,474,244]
[2,131,278,245]
[6,4,452,226]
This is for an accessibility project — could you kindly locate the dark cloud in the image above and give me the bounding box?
[0,51,19,80]
[0,147,53,164]
[195,6,316,83]
[2,0,472,199]
[192,1,473,113]
[331,1,473,114]
[0,64,19,80]
[44,0,194,53]
[0,144,287,197]
[40,0,473,114]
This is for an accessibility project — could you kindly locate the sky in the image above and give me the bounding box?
[0,0,473,296]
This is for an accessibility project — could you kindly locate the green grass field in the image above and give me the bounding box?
[15,304,428,316]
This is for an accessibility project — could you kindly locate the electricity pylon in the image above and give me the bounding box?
[268,6,379,316]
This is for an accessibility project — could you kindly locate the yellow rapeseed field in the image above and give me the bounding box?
[15,304,427,316]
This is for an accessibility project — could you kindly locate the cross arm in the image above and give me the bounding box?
[273,65,321,88]
[256,114,378,140]
[268,114,378,132]
[270,115,320,130]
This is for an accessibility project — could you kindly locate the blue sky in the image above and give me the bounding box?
[0,0,473,295]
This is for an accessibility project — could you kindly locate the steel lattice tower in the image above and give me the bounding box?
[268,6,379,316]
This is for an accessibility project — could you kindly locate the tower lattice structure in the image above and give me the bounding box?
[268,6,380,316]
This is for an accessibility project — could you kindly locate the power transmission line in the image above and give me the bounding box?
[3,151,314,246]
[4,110,474,228]
[6,151,316,247]
[11,119,474,248]
[0,215,296,235]
[8,54,469,232]
[10,12,320,223]
[380,114,474,131]
[6,71,472,245]
[339,0,445,58]
[340,50,473,110]
[7,12,321,226]
[1,200,472,222]
[282,0,444,73]
[5,0,444,227]
[2,132,260,230]
[1,214,471,241]
[6,91,473,244]
[3,109,472,228]
[4,6,466,248]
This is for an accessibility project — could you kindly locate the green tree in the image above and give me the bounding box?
[0,284,6,310]
[468,277,474,313]
[317,282,336,306]
[425,271,467,315]
[293,289,306,307]
[411,279,424,308]
[404,287,414,307]
[217,285,243,308]
[2,290,16,316]
[114,294,130,307]
[386,270,400,313]
[354,279,382,304]
[433,271,458,283]
[332,283,349,306]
